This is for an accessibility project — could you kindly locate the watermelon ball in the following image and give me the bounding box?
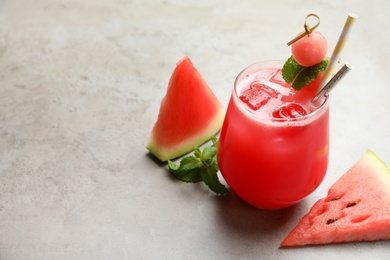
[292,31,327,67]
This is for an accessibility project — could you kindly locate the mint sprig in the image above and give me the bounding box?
[282,56,329,90]
[167,137,229,195]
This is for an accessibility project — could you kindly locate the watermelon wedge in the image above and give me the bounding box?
[281,150,390,247]
[146,56,225,162]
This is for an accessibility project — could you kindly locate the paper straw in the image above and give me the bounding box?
[316,13,358,94]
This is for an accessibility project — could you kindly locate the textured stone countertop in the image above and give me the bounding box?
[1,0,389,259]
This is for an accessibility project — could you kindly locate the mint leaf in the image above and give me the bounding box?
[282,56,306,83]
[194,147,202,158]
[200,155,229,195]
[167,137,229,195]
[201,143,217,161]
[282,56,329,90]
[167,156,203,182]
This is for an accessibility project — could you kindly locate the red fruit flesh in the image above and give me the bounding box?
[281,150,390,247]
[146,56,225,161]
[292,31,327,67]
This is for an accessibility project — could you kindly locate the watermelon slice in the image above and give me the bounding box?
[281,150,390,247]
[146,56,225,162]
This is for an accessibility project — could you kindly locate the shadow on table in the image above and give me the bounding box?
[145,152,167,167]
[212,192,306,245]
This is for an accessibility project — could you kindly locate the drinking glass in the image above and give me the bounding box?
[217,61,329,210]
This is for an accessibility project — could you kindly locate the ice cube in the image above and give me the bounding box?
[272,103,307,120]
[239,82,279,110]
[254,69,275,81]
[270,68,290,88]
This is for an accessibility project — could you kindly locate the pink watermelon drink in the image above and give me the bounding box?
[217,60,329,210]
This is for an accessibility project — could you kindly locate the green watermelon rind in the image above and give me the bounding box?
[365,150,390,191]
[146,110,225,162]
[280,150,390,247]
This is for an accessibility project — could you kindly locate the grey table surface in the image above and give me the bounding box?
[1,0,389,259]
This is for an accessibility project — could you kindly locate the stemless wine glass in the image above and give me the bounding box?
[217,61,329,210]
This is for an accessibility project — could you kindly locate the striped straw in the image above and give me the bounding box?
[317,13,358,94]
[312,63,352,104]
